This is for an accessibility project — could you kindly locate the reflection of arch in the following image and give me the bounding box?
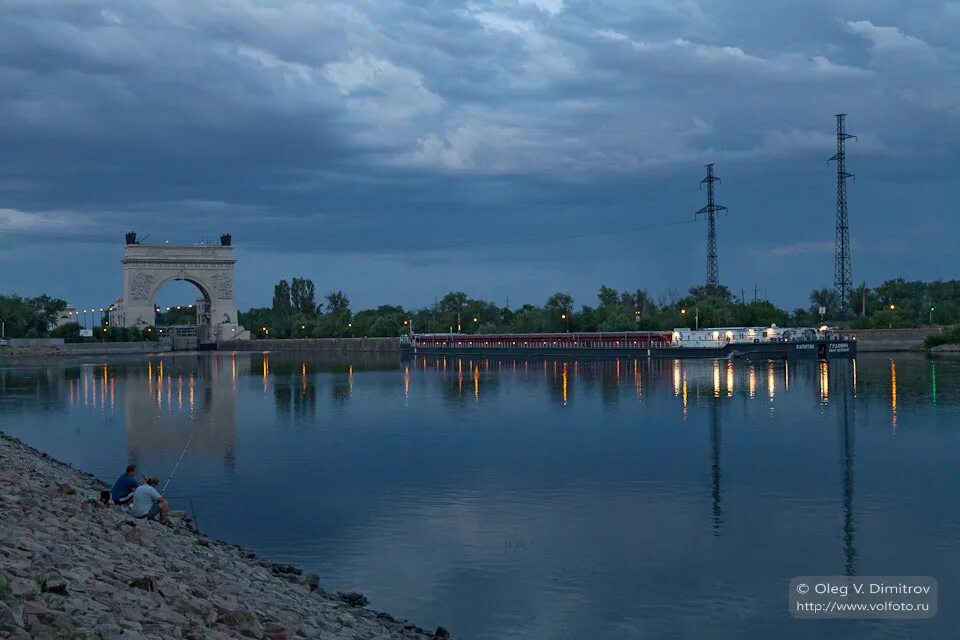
[110,239,248,342]
[124,354,248,476]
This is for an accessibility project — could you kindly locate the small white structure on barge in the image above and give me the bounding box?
[671,325,830,348]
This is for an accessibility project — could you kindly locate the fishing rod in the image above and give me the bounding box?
[162,431,197,494]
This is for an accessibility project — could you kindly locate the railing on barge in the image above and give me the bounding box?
[409,332,675,350]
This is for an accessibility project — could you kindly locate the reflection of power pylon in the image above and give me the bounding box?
[710,397,722,535]
[839,372,857,575]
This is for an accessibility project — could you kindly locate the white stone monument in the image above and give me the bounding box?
[110,233,249,342]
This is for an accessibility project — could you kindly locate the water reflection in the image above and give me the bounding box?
[2,353,960,639]
[126,354,242,471]
[839,378,857,576]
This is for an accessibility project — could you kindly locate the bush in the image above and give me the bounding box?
[925,325,960,349]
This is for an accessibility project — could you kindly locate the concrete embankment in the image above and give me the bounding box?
[0,341,172,359]
[219,338,401,353]
[0,432,448,640]
[848,327,942,352]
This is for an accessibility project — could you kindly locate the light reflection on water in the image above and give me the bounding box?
[1,352,959,639]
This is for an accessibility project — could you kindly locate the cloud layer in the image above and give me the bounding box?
[1,0,958,309]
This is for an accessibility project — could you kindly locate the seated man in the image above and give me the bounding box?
[110,464,140,505]
[129,477,168,523]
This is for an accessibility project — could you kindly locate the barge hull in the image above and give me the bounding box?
[408,340,856,360]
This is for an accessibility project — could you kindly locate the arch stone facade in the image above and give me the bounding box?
[111,240,249,342]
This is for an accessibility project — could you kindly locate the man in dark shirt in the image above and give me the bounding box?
[110,464,140,505]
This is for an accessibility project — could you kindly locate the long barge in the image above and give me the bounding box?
[403,325,856,360]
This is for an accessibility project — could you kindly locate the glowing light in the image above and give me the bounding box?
[749,364,756,399]
[852,358,857,394]
[673,360,681,396]
[713,360,721,398]
[262,355,269,392]
[634,359,642,398]
[891,359,898,431]
[767,361,775,401]
[404,365,410,404]
[726,361,734,397]
[562,362,568,406]
[682,373,688,416]
[819,361,829,404]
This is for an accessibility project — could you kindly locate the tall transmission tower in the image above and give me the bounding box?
[696,163,727,290]
[829,114,856,319]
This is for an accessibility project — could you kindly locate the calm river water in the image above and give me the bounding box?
[1,352,958,639]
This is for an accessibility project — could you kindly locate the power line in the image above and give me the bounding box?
[306,217,700,254]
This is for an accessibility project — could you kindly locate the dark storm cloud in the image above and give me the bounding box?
[1,0,958,309]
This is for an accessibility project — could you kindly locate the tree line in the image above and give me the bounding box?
[3,277,960,341]
[236,277,960,339]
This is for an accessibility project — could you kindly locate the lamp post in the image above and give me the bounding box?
[889,303,895,329]
[561,313,569,332]
[680,307,699,330]
[473,317,479,333]
[930,306,935,326]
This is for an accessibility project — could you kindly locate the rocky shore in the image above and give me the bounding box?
[0,432,449,640]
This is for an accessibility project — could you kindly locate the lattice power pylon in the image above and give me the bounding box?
[829,114,856,319]
[696,163,727,290]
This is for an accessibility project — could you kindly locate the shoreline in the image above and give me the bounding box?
[0,431,449,640]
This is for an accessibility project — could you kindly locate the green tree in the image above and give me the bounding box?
[291,277,317,314]
[272,280,292,315]
[325,291,350,312]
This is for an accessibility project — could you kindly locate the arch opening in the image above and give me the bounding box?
[152,278,213,328]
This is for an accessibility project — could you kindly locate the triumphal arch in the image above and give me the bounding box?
[110,232,249,342]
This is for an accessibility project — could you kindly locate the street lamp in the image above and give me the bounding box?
[680,307,698,329]
[473,317,479,333]
[561,312,568,332]
[930,306,935,325]
[889,303,895,329]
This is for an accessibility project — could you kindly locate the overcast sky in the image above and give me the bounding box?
[1,0,957,311]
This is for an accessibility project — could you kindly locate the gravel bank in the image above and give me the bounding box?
[0,432,450,640]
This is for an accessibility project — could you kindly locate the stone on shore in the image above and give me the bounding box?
[0,431,450,639]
